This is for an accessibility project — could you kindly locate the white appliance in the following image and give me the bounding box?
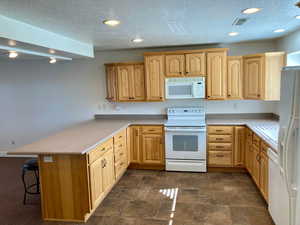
[269,66,300,225]
[165,77,205,99]
[165,107,207,172]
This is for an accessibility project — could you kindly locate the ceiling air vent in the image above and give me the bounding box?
[232,17,248,26]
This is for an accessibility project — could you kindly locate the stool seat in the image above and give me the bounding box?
[23,159,38,171]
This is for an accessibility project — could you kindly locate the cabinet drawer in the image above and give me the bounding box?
[261,141,269,154]
[209,151,233,166]
[114,129,126,144]
[208,143,232,151]
[208,135,232,143]
[253,134,260,147]
[89,138,113,164]
[114,140,126,152]
[114,148,127,163]
[208,126,233,135]
[142,126,163,134]
[115,159,127,179]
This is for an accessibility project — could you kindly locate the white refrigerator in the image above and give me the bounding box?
[269,66,300,225]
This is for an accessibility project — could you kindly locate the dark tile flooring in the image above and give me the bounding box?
[0,158,274,225]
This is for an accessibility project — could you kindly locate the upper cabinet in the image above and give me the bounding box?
[185,53,206,76]
[243,52,286,101]
[165,52,206,77]
[104,49,285,102]
[207,51,227,100]
[227,56,243,100]
[105,62,145,102]
[165,54,185,77]
[144,55,165,101]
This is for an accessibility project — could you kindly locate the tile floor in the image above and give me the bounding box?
[0,158,274,225]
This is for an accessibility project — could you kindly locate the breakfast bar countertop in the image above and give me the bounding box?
[8,115,279,155]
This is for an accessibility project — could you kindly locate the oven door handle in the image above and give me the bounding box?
[165,127,206,132]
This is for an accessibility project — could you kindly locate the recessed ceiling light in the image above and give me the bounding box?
[8,40,16,46]
[8,51,18,58]
[295,15,300,19]
[274,29,285,33]
[103,19,120,27]
[132,37,144,43]
[242,8,262,14]
[49,49,56,54]
[49,57,57,64]
[228,32,239,36]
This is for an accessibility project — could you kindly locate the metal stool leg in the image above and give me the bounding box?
[22,168,27,205]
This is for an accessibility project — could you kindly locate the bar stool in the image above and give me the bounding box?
[22,159,40,204]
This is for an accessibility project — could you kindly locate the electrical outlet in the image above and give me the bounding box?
[11,140,15,145]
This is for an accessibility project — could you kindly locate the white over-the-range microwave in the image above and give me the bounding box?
[165,77,205,99]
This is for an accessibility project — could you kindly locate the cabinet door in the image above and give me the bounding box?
[131,64,145,100]
[106,65,117,101]
[129,126,141,163]
[259,152,269,201]
[165,55,184,77]
[234,126,246,167]
[252,146,260,187]
[145,55,165,101]
[89,158,104,209]
[117,65,133,101]
[207,51,227,100]
[102,150,115,192]
[185,53,206,76]
[244,57,264,99]
[141,133,164,164]
[227,56,243,99]
[246,141,254,175]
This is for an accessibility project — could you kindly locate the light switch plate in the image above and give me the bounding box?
[43,156,53,163]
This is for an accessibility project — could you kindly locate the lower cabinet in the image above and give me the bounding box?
[89,157,104,209]
[233,126,246,167]
[129,125,165,169]
[244,127,269,202]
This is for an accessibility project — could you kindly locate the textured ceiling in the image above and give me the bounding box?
[0,0,299,50]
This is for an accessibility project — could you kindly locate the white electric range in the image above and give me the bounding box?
[164,107,207,172]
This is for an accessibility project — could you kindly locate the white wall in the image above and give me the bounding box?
[276,29,300,53]
[0,40,278,150]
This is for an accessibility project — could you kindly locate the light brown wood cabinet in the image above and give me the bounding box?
[165,52,206,77]
[128,125,165,169]
[243,52,285,100]
[106,65,117,101]
[165,54,185,77]
[233,126,246,167]
[144,55,165,101]
[207,51,227,100]
[207,125,233,167]
[105,63,145,102]
[227,56,243,99]
[185,53,206,76]
[244,128,270,202]
[89,156,104,209]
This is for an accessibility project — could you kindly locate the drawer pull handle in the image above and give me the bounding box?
[216,154,224,158]
[216,130,224,132]
[120,153,124,156]
[120,162,124,166]
[216,138,224,141]
[101,147,106,151]
[119,136,122,138]
[216,146,224,148]
[119,144,123,148]
[148,129,155,132]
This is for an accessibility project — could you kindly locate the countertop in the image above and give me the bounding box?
[8,116,279,155]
